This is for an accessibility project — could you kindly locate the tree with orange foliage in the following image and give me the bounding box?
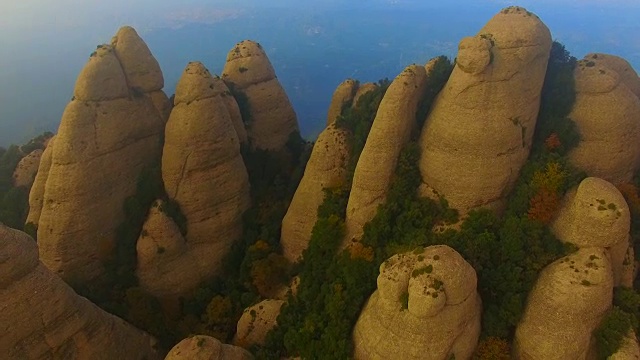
[527,161,567,224]
[544,132,561,151]
[348,242,374,262]
[473,337,511,360]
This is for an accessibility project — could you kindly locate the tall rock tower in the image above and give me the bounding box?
[418,7,552,215]
[222,40,299,151]
[29,26,168,283]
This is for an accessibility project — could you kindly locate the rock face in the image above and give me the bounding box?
[514,247,614,360]
[584,53,640,99]
[234,299,284,348]
[344,64,428,243]
[165,335,253,360]
[552,177,633,286]
[212,76,248,144]
[326,79,358,125]
[418,7,552,215]
[159,62,251,294]
[0,224,160,359]
[222,40,299,151]
[610,331,640,360]
[12,149,43,188]
[32,27,167,283]
[280,123,349,262]
[25,136,56,228]
[567,57,640,184]
[353,82,378,107]
[353,245,481,360]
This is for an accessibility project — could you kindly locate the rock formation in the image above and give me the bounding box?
[32,27,167,283]
[165,335,253,360]
[222,40,299,151]
[353,82,378,107]
[610,331,640,360]
[0,224,160,359]
[584,53,640,99]
[326,79,358,125]
[12,149,43,189]
[234,299,284,348]
[514,247,613,359]
[212,76,248,144]
[418,7,552,215]
[280,123,349,262]
[158,61,250,294]
[567,57,640,184]
[552,177,633,286]
[344,64,428,243]
[353,245,481,360]
[25,136,55,228]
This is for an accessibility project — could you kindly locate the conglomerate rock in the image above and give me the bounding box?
[353,245,481,360]
[418,6,552,216]
[33,27,167,283]
[165,335,252,360]
[0,224,160,360]
[222,40,299,151]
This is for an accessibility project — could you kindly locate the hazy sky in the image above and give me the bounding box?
[0,0,639,145]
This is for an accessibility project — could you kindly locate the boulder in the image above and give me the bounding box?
[353,245,481,360]
[514,247,614,360]
[584,53,640,99]
[418,7,552,215]
[222,40,299,151]
[326,79,358,125]
[34,27,166,283]
[234,299,284,348]
[344,64,427,243]
[12,149,43,189]
[159,62,250,294]
[280,123,349,262]
[568,58,640,184]
[552,177,633,286]
[0,224,160,359]
[165,335,252,360]
[25,136,55,228]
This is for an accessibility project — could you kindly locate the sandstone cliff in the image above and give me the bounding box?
[552,177,633,286]
[212,76,248,144]
[159,61,251,294]
[25,136,56,228]
[280,123,349,262]
[222,40,299,150]
[234,299,284,348]
[514,247,613,359]
[12,149,43,189]
[418,6,552,215]
[353,245,481,360]
[33,27,166,283]
[344,64,427,244]
[353,82,378,107]
[585,53,640,99]
[567,57,640,184]
[0,224,160,359]
[165,335,253,360]
[326,79,358,125]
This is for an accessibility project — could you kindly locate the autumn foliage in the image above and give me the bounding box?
[348,242,374,262]
[544,132,561,151]
[527,162,567,224]
[473,337,511,360]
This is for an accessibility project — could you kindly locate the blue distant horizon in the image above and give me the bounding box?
[1,1,638,146]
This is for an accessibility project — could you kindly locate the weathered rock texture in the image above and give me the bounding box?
[326,79,358,125]
[418,7,552,215]
[610,331,640,360]
[25,136,56,228]
[165,335,253,360]
[0,224,160,359]
[12,149,43,188]
[222,40,299,150]
[234,299,284,348]
[568,58,640,184]
[353,245,481,360]
[33,27,167,283]
[514,247,613,360]
[552,177,633,286]
[212,76,248,144]
[159,62,250,294]
[584,53,640,99]
[280,123,349,262]
[344,65,427,243]
[136,200,199,300]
